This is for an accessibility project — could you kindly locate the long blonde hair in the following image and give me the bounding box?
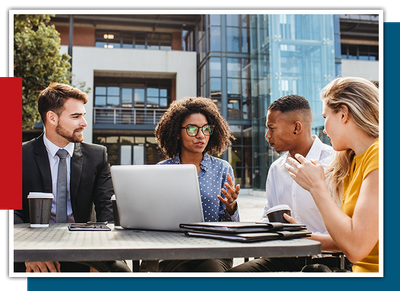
[322,77,379,203]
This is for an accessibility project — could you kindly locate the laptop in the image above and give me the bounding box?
[110,164,204,231]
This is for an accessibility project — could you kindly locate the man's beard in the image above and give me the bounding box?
[55,123,84,143]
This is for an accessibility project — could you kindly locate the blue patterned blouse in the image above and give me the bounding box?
[158,153,240,222]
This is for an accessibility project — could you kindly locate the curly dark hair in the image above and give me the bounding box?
[155,97,234,159]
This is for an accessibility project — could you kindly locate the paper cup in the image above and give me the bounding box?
[28,192,54,228]
[265,204,292,223]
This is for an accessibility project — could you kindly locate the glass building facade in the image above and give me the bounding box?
[198,14,335,190]
[250,14,335,190]
[197,15,253,189]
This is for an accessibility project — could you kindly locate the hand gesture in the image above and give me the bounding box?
[285,154,326,194]
[218,173,240,215]
[25,261,61,272]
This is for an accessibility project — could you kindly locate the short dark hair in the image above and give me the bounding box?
[268,94,311,113]
[38,82,88,124]
[155,97,234,159]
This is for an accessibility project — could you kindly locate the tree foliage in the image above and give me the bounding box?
[15,14,71,129]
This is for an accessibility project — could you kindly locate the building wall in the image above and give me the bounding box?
[57,25,96,47]
[56,22,182,49]
[172,32,182,50]
[341,60,379,82]
[63,45,197,143]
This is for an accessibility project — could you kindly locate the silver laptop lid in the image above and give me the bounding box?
[110,164,204,231]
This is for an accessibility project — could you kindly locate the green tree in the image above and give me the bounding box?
[15,14,71,129]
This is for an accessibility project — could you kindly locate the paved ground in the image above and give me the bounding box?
[236,194,266,222]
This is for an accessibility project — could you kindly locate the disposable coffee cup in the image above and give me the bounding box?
[27,192,54,228]
[111,195,122,229]
[265,204,292,223]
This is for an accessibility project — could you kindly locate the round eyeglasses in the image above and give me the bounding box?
[181,124,215,137]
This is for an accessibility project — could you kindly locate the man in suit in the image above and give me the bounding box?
[15,82,130,272]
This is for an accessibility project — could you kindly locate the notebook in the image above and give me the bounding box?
[184,230,311,242]
[110,164,204,231]
[180,222,310,242]
[179,221,307,233]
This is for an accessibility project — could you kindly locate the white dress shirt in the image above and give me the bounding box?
[261,135,335,234]
[43,133,75,223]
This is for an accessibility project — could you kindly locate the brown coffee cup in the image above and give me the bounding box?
[265,204,292,223]
[27,192,54,228]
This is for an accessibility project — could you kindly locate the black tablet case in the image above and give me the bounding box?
[180,222,310,242]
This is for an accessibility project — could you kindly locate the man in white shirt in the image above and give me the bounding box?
[261,133,332,234]
[228,94,350,272]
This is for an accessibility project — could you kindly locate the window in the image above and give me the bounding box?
[94,77,172,109]
[210,27,221,51]
[228,125,252,188]
[93,134,163,166]
[94,77,172,125]
[94,86,121,107]
[95,30,172,50]
[209,15,221,52]
[198,15,207,62]
[226,14,250,53]
[226,58,251,120]
[341,44,379,61]
[183,30,195,51]
[209,57,222,110]
[210,14,221,25]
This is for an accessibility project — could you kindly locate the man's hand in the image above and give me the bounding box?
[25,261,61,272]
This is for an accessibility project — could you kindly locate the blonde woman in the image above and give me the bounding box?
[285,77,379,272]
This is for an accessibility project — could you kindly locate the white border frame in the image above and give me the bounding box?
[10,9,384,278]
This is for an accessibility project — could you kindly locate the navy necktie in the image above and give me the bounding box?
[56,149,68,223]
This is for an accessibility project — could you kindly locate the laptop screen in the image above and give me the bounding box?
[110,164,204,231]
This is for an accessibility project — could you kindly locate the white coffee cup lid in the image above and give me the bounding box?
[265,204,291,215]
[28,192,54,199]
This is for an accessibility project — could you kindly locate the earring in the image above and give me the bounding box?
[294,132,296,135]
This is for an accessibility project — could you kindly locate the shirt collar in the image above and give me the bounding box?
[305,135,325,161]
[200,153,211,171]
[43,133,75,158]
[170,153,181,164]
[285,135,325,162]
[173,152,211,172]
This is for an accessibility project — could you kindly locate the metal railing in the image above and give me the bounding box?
[93,107,167,125]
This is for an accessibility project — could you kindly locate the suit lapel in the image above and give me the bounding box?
[70,143,83,206]
[33,135,52,193]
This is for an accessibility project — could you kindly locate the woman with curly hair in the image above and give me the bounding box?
[154,96,240,272]
[285,77,379,272]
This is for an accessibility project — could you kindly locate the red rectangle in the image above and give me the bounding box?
[0,77,22,209]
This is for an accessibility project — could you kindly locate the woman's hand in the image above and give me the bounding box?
[283,213,299,224]
[285,154,326,194]
[219,173,240,215]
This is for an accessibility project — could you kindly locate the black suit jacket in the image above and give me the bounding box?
[15,134,114,224]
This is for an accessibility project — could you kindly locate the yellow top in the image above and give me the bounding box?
[341,138,379,272]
